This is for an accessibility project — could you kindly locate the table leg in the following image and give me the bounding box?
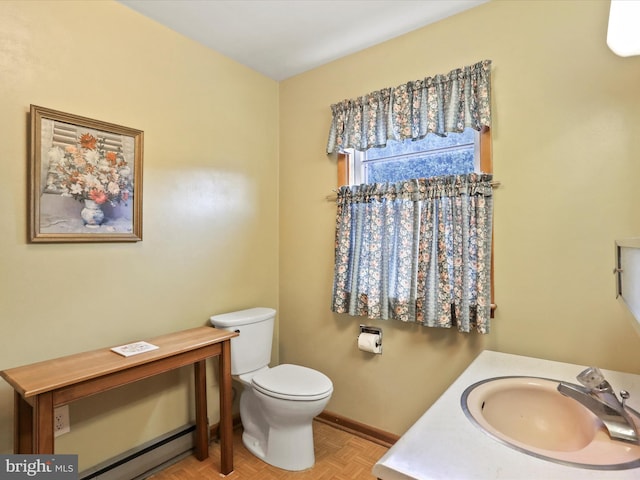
[33,392,54,454]
[194,360,208,461]
[219,339,233,475]
[14,391,33,454]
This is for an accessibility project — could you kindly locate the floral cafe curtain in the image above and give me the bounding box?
[331,174,494,333]
[326,60,491,154]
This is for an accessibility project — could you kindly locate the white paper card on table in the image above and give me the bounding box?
[111,341,159,357]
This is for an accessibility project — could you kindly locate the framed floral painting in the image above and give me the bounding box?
[29,105,143,243]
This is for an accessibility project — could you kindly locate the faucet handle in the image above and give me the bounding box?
[577,367,606,389]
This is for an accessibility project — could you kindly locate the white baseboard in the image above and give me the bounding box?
[79,424,197,480]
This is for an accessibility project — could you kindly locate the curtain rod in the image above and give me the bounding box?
[325,180,501,201]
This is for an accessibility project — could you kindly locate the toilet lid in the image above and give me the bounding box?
[252,364,333,401]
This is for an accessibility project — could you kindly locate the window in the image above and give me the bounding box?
[338,127,492,187]
[350,127,477,185]
[328,61,495,329]
[335,127,495,318]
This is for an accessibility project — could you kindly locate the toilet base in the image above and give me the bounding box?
[242,423,315,471]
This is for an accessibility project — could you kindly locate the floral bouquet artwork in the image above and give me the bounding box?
[46,133,133,227]
[29,105,143,243]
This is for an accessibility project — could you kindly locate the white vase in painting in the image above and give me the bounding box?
[81,199,105,227]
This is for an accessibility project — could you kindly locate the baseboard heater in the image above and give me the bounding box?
[79,424,197,480]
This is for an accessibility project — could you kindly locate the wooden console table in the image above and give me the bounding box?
[0,326,238,476]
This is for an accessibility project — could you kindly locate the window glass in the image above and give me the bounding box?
[350,127,478,185]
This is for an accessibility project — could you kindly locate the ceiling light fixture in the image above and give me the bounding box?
[607,0,640,57]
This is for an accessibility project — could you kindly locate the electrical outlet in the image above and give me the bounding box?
[54,405,70,437]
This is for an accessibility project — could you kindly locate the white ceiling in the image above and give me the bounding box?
[117,0,488,81]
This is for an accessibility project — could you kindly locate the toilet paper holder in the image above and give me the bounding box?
[359,325,382,346]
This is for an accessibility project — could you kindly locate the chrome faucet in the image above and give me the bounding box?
[557,367,639,444]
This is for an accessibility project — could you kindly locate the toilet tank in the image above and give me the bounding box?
[210,307,275,375]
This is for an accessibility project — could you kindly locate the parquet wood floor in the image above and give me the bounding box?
[148,420,388,479]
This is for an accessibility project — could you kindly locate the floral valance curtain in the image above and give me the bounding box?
[326,60,491,154]
[331,174,493,333]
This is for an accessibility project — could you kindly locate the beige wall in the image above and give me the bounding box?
[0,0,278,470]
[3,0,640,472]
[279,0,640,436]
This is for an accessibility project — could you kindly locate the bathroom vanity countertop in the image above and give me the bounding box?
[372,350,640,480]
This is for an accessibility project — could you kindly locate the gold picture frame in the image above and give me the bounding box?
[29,105,143,243]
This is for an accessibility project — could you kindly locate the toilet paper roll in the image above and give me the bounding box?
[358,332,382,354]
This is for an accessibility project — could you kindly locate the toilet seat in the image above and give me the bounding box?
[252,364,333,401]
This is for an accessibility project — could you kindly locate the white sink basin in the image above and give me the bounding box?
[461,376,640,470]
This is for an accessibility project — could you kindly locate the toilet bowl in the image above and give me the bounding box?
[210,308,333,471]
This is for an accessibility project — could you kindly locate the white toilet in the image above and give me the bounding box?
[210,307,333,471]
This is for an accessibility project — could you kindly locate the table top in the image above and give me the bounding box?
[1,326,237,398]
